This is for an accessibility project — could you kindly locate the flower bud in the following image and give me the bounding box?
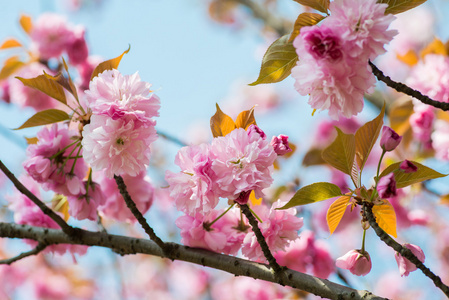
[380,126,402,152]
[336,249,372,276]
[395,243,425,277]
[270,135,292,156]
[247,124,266,140]
[377,173,397,199]
[399,160,417,173]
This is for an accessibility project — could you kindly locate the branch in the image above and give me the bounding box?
[362,203,449,297]
[0,160,75,235]
[240,204,284,281]
[0,242,47,265]
[0,222,387,300]
[369,61,449,111]
[113,175,167,252]
[157,130,188,147]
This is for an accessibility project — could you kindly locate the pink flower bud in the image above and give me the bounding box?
[377,173,397,199]
[336,249,371,276]
[270,135,292,156]
[247,124,266,140]
[380,126,402,152]
[395,243,425,277]
[399,160,418,173]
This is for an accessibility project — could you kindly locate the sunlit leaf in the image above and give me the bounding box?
[278,182,342,209]
[15,109,70,130]
[379,161,447,188]
[0,56,25,80]
[282,142,297,158]
[293,0,330,14]
[249,190,262,206]
[372,200,397,238]
[16,74,67,104]
[322,127,356,176]
[420,38,447,58]
[0,38,22,50]
[44,63,79,102]
[378,0,427,14]
[440,194,449,205]
[302,148,326,166]
[210,103,236,137]
[90,45,131,80]
[327,194,351,235]
[250,35,298,85]
[52,194,70,222]
[19,14,33,35]
[25,137,38,144]
[355,103,385,171]
[388,97,414,149]
[61,58,79,101]
[396,50,419,66]
[289,12,326,42]
[235,107,256,130]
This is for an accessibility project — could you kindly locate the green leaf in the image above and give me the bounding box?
[373,200,397,238]
[14,109,70,130]
[293,0,330,14]
[379,160,447,188]
[90,45,131,80]
[327,194,351,235]
[289,12,326,42]
[355,103,385,171]
[278,182,342,209]
[378,0,427,14]
[302,148,326,166]
[210,103,236,138]
[250,35,298,85]
[235,106,257,130]
[16,74,67,105]
[322,127,356,176]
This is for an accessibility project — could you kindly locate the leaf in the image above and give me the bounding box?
[322,127,356,176]
[396,50,419,66]
[379,161,447,188]
[52,195,70,222]
[420,38,447,58]
[388,97,414,149]
[235,107,257,130]
[14,109,70,130]
[210,103,236,137]
[278,182,342,209]
[327,194,351,235]
[90,45,131,80]
[25,137,38,144]
[302,148,326,166]
[250,35,298,85]
[249,190,262,206]
[19,14,33,35]
[293,0,330,14]
[44,68,78,102]
[378,0,427,14]
[0,38,22,50]
[355,103,385,171]
[16,74,67,105]
[0,56,25,80]
[372,201,397,238]
[289,13,326,42]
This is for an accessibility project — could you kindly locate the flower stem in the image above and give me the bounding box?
[206,203,235,229]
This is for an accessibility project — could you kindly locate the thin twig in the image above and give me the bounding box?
[240,204,285,284]
[362,203,449,298]
[114,175,167,252]
[157,130,188,147]
[0,242,47,265]
[369,61,449,111]
[0,160,75,235]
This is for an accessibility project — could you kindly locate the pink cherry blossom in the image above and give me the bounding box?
[399,160,418,173]
[209,127,276,202]
[432,120,449,161]
[67,182,106,221]
[81,114,157,178]
[66,26,89,65]
[410,104,434,145]
[99,171,154,222]
[165,144,219,217]
[23,123,88,196]
[380,126,402,152]
[30,13,73,60]
[270,134,292,156]
[395,243,425,276]
[377,173,397,199]
[85,69,160,125]
[242,200,303,262]
[336,249,372,276]
[326,0,397,60]
[8,63,60,111]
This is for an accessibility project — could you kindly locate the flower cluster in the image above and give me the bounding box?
[291,0,396,119]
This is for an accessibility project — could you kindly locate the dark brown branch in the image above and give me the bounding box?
[362,203,449,297]
[369,61,449,111]
[0,160,75,235]
[240,204,284,283]
[0,242,47,265]
[0,222,387,300]
[114,175,167,252]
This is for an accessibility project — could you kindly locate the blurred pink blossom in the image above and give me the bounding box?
[336,249,371,276]
[377,173,397,199]
[395,243,425,276]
